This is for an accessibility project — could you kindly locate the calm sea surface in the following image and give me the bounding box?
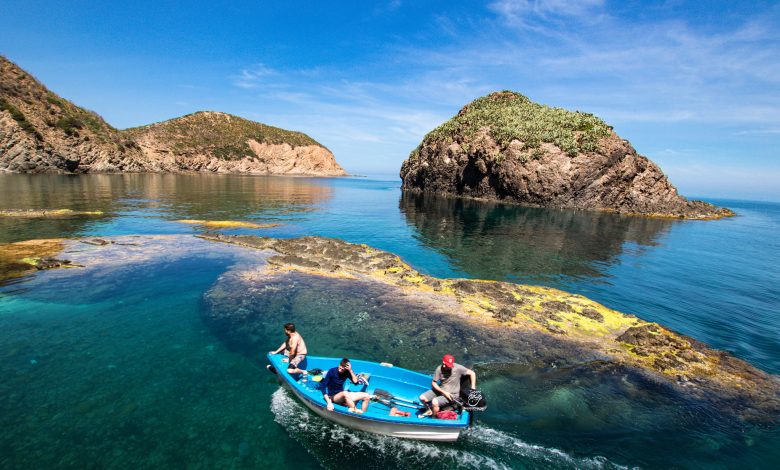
[0,173,778,469]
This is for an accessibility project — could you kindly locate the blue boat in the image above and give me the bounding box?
[266,353,472,442]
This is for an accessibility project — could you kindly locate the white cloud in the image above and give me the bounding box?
[403,4,780,128]
[734,128,780,136]
[490,0,605,21]
[232,65,278,89]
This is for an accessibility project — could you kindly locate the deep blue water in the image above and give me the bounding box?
[0,173,778,468]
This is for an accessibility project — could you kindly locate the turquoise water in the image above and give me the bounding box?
[1,173,778,468]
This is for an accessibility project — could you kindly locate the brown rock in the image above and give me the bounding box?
[400,91,733,219]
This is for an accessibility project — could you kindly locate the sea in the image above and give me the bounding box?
[0,173,778,469]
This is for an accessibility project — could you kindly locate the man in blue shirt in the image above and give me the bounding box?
[321,358,370,414]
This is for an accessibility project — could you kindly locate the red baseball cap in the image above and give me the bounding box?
[442,354,454,367]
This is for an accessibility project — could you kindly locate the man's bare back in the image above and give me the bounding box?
[287,332,307,356]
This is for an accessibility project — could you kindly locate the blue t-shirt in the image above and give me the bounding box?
[321,366,350,397]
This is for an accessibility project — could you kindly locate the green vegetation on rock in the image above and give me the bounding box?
[124,112,324,161]
[45,92,114,138]
[415,91,613,157]
[0,97,39,138]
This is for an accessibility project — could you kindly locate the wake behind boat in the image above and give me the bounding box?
[266,354,475,442]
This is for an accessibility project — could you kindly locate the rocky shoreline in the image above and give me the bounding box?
[200,233,778,422]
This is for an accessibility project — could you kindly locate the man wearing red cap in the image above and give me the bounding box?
[418,354,476,417]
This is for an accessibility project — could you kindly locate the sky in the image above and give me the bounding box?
[2,0,779,200]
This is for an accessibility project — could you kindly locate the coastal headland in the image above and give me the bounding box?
[0,56,346,176]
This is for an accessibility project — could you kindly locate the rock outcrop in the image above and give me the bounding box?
[0,238,69,282]
[0,56,346,176]
[401,91,732,219]
[200,234,778,423]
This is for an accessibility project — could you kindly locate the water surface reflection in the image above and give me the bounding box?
[0,173,334,242]
[400,192,676,283]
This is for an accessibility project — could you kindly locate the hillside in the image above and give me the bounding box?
[123,112,346,176]
[0,56,346,176]
[400,91,732,219]
[0,56,145,172]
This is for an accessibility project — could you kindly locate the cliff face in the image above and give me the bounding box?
[0,56,146,173]
[401,91,732,219]
[0,56,346,176]
[123,112,346,176]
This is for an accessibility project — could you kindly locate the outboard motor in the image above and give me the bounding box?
[459,387,487,411]
[457,375,487,425]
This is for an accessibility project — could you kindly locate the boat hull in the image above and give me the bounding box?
[279,378,463,442]
[268,354,468,442]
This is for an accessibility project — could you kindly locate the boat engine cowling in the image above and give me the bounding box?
[459,387,487,412]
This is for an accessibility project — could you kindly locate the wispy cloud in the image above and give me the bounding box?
[734,128,780,136]
[373,0,402,15]
[490,0,605,21]
[404,3,780,127]
[232,64,278,89]
[489,0,607,34]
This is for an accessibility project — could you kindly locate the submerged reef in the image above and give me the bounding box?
[200,233,779,423]
[0,238,70,281]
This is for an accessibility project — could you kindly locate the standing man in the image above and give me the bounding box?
[419,354,476,417]
[270,323,308,375]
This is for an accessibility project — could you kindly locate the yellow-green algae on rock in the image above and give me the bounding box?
[0,209,103,218]
[0,238,67,281]
[199,233,779,416]
[176,219,279,229]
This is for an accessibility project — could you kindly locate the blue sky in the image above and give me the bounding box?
[2,0,779,200]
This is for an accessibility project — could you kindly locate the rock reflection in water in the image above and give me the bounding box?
[399,192,675,281]
[0,173,333,242]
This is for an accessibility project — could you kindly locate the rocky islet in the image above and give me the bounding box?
[401,91,733,219]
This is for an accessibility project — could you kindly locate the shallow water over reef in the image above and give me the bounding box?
[1,173,779,468]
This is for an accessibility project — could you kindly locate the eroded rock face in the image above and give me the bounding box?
[200,233,779,423]
[1,57,146,173]
[400,92,732,219]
